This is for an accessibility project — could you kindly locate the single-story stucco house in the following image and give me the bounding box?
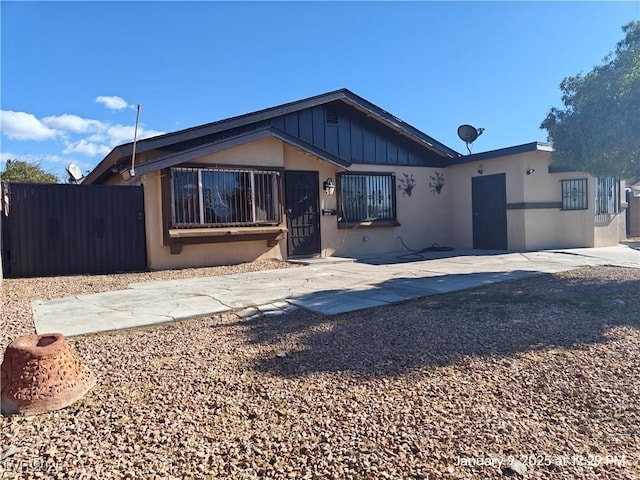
[84,89,629,270]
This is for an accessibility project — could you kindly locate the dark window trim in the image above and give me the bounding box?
[560,178,589,211]
[337,172,397,224]
[161,167,286,251]
[178,162,285,174]
[171,166,284,227]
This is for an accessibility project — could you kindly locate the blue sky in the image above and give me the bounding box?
[1,1,639,181]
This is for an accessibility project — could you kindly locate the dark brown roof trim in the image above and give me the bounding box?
[131,127,351,177]
[84,88,460,184]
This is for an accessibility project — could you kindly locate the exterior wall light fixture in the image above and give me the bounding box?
[526,168,535,175]
[323,177,336,196]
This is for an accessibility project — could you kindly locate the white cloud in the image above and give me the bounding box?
[1,151,66,165]
[87,133,107,143]
[2,103,166,179]
[95,95,131,111]
[63,140,112,157]
[41,114,105,134]
[1,110,57,140]
[105,124,165,145]
[105,124,137,145]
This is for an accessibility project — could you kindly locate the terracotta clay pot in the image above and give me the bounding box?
[1,333,96,416]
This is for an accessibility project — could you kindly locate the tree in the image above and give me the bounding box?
[0,159,59,183]
[540,21,640,179]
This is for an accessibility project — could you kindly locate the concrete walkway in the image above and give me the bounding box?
[33,246,640,337]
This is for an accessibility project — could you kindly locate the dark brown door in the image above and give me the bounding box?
[472,173,507,250]
[285,171,320,256]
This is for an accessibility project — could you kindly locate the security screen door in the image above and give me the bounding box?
[285,171,321,256]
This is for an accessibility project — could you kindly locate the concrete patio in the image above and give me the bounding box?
[33,246,640,337]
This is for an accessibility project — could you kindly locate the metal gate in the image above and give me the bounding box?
[472,173,508,250]
[1,183,147,277]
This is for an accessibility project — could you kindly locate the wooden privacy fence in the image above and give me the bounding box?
[1,183,147,278]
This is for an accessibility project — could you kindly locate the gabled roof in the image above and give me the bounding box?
[132,126,352,177]
[84,88,461,184]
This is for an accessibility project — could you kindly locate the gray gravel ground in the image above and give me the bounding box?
[1,263,639,479]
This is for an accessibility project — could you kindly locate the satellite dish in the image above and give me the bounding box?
[66,163,83,184]
[457,124,485,154]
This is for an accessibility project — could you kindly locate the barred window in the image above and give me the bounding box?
[171,167,281,227]
[561,178,588,210]
[595,177,620,214]
[338,173,396,222]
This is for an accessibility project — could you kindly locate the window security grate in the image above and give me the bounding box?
[339,173,395,222]
[595,177,620,215]
[561,178,588,210]
[171,167,281,227]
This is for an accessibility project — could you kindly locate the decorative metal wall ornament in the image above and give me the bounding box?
[429,171,446,195]
[398,173,416,197]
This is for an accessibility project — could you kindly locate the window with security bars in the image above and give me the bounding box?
[595,177,620,214]
[171,167,281,227]
[561,178,588,210]
[338,173,396,222]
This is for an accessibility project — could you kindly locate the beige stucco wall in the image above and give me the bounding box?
[283,145,452,258]
[449,149,624,251]
[523,167,594,250]
[121,138,286,270]
[101,138,627,271]
[594,213,626,247]
[194,137,284,168]
[448,153,532,250]
[141,170,283,270]
[143,139,454,267]
[593,179,628,246]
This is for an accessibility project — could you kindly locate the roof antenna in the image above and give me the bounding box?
[457,124,484,155]
[129,104,141,177]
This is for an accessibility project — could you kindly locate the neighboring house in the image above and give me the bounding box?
[84,89,628,270]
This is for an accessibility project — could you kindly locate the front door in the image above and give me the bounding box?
[285,171,321,256]
[472,173,508,250]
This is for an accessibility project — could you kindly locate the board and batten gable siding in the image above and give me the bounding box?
[155,102,446,168]
[271,102,447,167]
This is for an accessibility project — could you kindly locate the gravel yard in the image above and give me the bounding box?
[1,263,639,479]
